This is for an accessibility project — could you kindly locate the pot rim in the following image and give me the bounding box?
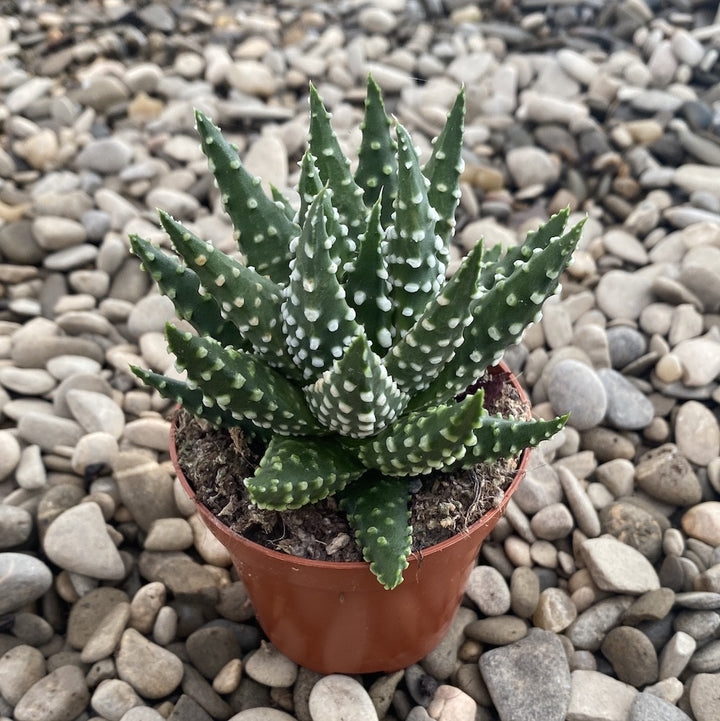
[170,360,531,572]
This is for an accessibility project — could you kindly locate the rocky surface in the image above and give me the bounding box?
[1,1,720,720]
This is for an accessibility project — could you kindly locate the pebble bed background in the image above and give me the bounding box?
[1,1,720,720]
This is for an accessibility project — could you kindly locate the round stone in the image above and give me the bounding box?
[682,503,720,546]
[13,665,90,721]
[465,616,528,646]
[0,552,53,615]
[675,401,720,466]
[599,502,663,562]
[0,644,46,705]
[601,626,658,687]
[547,359,607,431]
[530,503,574,541]
[581,537,660,594]
[0,429,22,481]
[510,566,540,619]
[634,444,702,506]
[0,504,33,549]
[465,565,511,617]
[606,326,648,369]
[116,628,184,699]
[596,368,654,430]
[308,674,378,721]
[690,673,720,721]
[506,146,560,189]
[533,587,577,632]
[244,642,298,688]
[43,502,126,580]
[595,270,654,320]
[185,625,242,680]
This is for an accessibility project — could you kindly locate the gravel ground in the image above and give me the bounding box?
[1,1,720,720]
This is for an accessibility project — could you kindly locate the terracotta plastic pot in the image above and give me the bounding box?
[170,362,531,674]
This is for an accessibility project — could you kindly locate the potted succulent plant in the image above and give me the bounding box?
[129,77,581,674]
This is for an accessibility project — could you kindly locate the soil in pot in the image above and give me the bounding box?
[173,367,529,563]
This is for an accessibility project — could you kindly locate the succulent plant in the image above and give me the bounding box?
[130,77,582,589]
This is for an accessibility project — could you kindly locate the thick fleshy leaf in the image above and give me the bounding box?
[304,333,409,438]
[246,436,364,509]
[340,474,412,590]
[130,365,249,430]
[158,211,299,379]
[480,207,570,290]
[270,184,296,222]
[165,325,324,436]
[447,413,569,472]
[354,75,397,227]
[308,84,365,265]
[297,149,324,229]
[194,110,298,283]
[129,233,242,349]
[282,190,361,381]
[410,218,584,409]
[355,389,487,476]
[383,238,484,394]
[387,122,444,338]
[343,198,394,353]
[422,87,465,265]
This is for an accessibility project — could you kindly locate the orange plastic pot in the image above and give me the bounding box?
[170,363,530,674]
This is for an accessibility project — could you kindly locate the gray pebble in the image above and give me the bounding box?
[465,565,511,616]
[597,368,654,430]
[548,359,607,431]
[0,552,53,615]
[480,630,570,721]
[601,626,658,687]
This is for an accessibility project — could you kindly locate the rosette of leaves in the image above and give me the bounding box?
[130,76,582,589]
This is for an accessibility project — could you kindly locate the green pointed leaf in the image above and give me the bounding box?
[270,184,296,222]
[480,207,570,289]
[384,238,484,394]
[165,324,324,436]
[129,234,242,349]
[354,75,397,227]
[343,198,394,353]
[304,333,409,438]
[308,83,365,265]
[131,365,250,431]
[387,122,444,339]
[411,218,584,409]
[282,190,361,382]
[422,87,466,265]
[246,436,364,510]
[158,211,299,379]
[340,474,412,590]
[297,149,324,229]
[447,413,569,472]
[356,389,487,476]
[194,110,298,283]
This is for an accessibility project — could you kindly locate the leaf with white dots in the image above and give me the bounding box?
[446,413,569,472]
[304,333,409,438]
[354,74,397,228]
[340,474,412,590]
[194,110,298,283]
[129,233,243,349]
[355,389,488,476]
[159,211,299,379]
[130,365,254,432]
[387,122,444,339]
[246,436,364,510]
[422,87,465,269]
[411,218,584,409]
[282,190,361,382]
[384,238,484,394]
[308,83,365,267]
[165,324,324,436]
[343,198,394,354]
